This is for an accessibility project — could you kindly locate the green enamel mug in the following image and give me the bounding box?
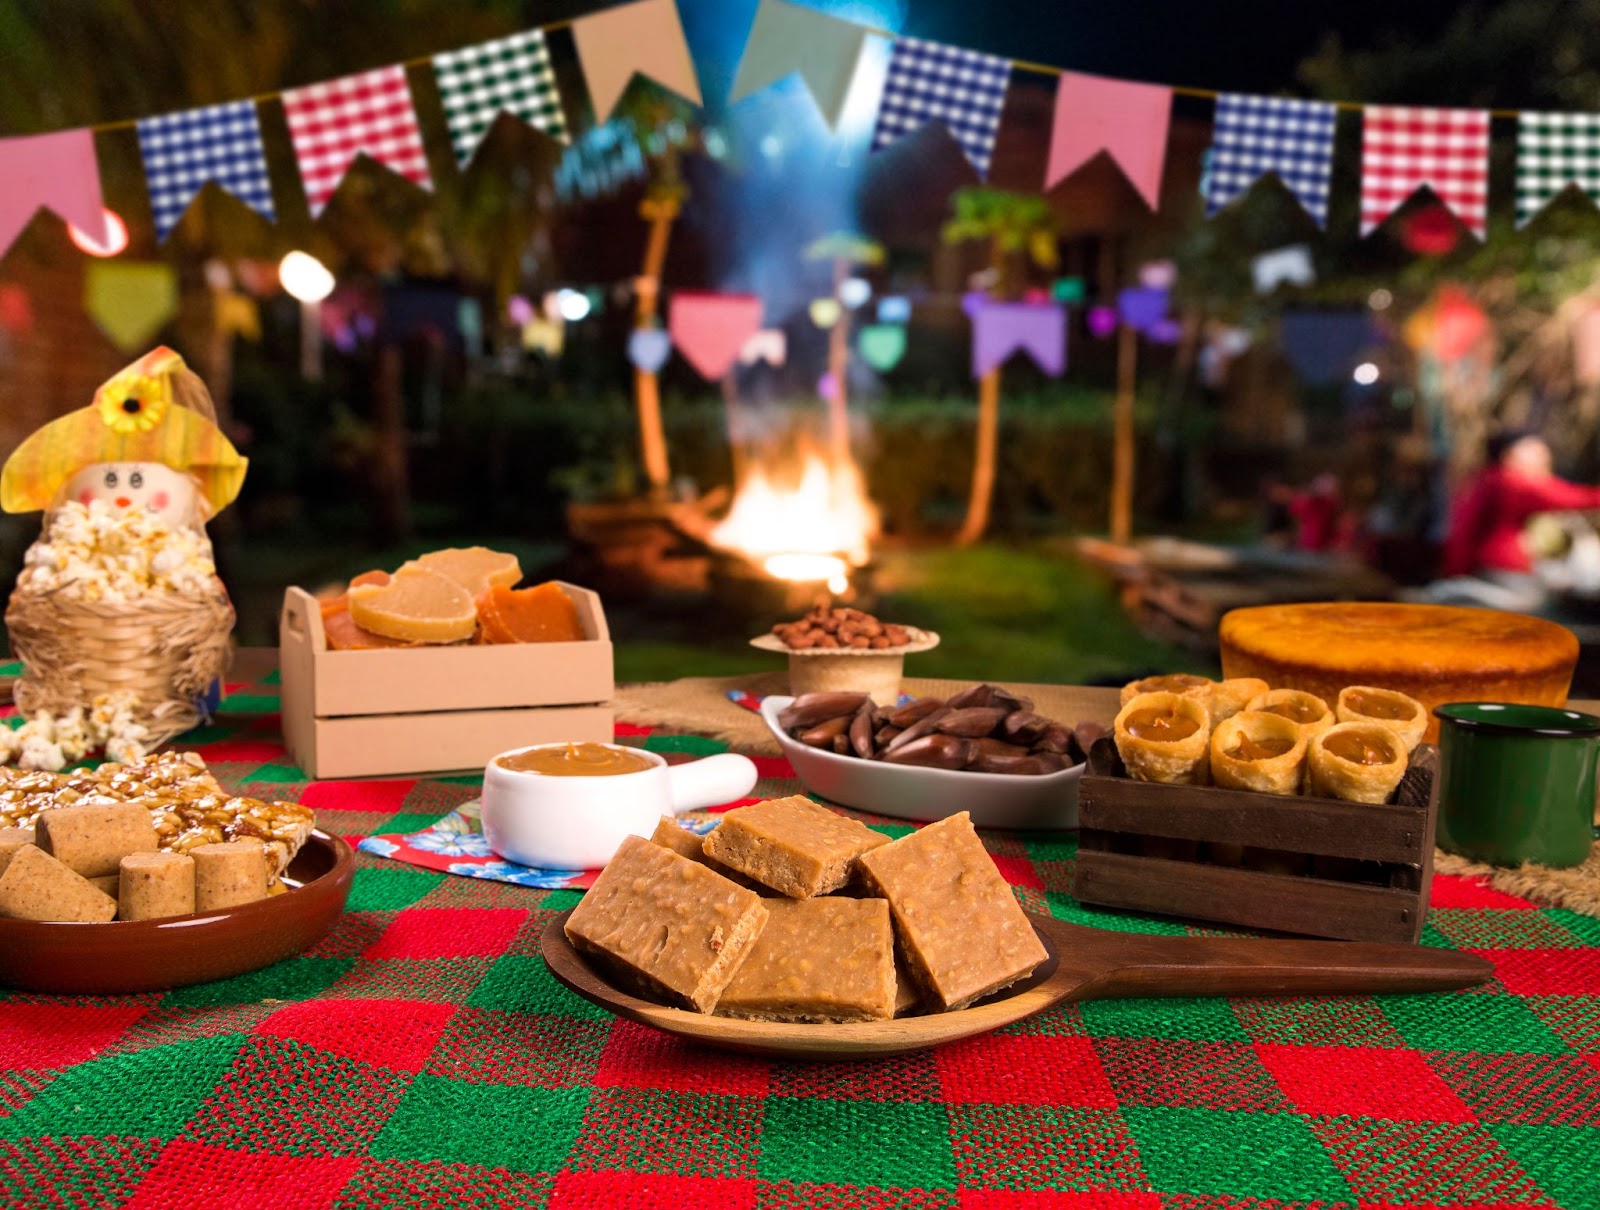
[1434,703,1600,868]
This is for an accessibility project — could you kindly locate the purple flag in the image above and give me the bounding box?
[971,301,1067,378]
[1117,286,1169,332]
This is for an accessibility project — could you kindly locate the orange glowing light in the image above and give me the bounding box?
[710,451,878,591]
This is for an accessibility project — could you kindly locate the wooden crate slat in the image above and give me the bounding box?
[1074,851,1425,944]
[1078,775,1429,864]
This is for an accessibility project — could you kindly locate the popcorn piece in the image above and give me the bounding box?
[18,735,66,772]
[105,735,147,765]
[52,709,91,764]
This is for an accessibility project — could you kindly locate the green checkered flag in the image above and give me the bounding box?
[1517,110,1600,227]
[433,29,569,167]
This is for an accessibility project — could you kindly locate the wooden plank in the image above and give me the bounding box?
[1074,851,1424,944]
[1078,775,1429,864]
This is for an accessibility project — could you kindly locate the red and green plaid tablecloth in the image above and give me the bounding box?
[3,668,1599,1209]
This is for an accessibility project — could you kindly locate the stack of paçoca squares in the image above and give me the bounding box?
[564,797,1048,1022]
[1112,673,1431,805]
[318,547,585,650]
[0,793,288,924]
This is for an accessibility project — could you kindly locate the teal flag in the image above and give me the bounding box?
[729,0,871,130]
[858,324,907,371]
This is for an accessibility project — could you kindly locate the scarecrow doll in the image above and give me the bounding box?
[0,348,247,768]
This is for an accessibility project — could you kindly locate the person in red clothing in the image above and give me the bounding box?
[1420,430,1600,611]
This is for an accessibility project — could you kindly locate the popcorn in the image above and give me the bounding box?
[52,708,91,764]
[104,735,148,765]
[18,734,66,772]
[1,693,152,772]
[15,500,219,602]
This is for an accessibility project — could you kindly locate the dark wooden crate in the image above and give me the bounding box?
[1073,739,1439,944]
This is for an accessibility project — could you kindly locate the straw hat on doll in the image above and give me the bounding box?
[0,347,247,521]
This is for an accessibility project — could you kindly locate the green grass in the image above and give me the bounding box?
[614,543,1209,685]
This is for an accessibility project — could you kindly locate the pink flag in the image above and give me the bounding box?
[283,65,433,217]
[1046,72,1171,209]
[669,292,763,380]
[0,130,108,260]
[572,0,702,124]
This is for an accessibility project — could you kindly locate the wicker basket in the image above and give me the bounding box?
[5,586,234,747]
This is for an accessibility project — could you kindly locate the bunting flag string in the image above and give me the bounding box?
[730,0,871,131]
[1206,94,1337,227]
[1360,105,1490,239]
[1046,72,1170,208]
[282,65,433,217]
[433,29,568,167]
[871,37,1010,179]
[9,0,1600,261]
[137,100,275,242]
[1515,111,1600,228]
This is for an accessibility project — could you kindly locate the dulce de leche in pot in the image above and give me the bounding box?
[494,742,655,776]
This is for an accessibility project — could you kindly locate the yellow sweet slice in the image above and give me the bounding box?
[349,566,478,643]
[399,547,521,598]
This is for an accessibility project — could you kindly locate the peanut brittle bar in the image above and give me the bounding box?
[0,752,314,882]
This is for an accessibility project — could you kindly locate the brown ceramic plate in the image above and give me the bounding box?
[541,908,1491,1059]
[0,830,354,994]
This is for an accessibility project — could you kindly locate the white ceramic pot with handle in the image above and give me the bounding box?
[480,743,758,869]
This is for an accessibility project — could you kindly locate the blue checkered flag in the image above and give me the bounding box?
[137,101,275,242]
[434,29,569,168]
[1206,94,1337,227]
[871,37,1010,179]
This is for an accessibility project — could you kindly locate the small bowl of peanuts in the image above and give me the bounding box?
[749,605,940,707]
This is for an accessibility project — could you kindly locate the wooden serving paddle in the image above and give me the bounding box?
[541,909,1491,1059]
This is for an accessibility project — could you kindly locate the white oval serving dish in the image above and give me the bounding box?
[759,694,1081,830]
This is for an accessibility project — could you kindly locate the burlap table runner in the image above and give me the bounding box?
[616,674,1600,916]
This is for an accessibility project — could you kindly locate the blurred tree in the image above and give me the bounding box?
[941,187,1059,545]
[612,93,701,499]
[803,231,884,466]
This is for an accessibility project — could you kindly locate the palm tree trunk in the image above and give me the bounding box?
[827,256,851,465]
[1110,322,1138,544]
[954,236,1011,546]
[635,205,675,498]
[955,367,1002,546]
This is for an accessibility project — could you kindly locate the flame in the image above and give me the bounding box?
[710,451,878,589]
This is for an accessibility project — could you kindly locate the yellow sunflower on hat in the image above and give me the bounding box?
[96,366,172,435]
[1,347,247,517]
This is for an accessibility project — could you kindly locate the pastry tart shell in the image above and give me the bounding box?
[1307,722,1408,804]
[1336,685,1427,752]
[1114,691,1212,785]
[1119,674,1214,709]
[1246,689,1335,740]
[1209,677,1269,724]
[1210,710,1307,795]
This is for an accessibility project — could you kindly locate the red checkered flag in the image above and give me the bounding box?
[283,65,433,217]
[1361,104,1490,239]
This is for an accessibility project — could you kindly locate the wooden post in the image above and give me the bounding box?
[1110,322,1137,545]
[721,371,746,482]
[634,204,676,498]
[827,256,851,466]
[955,366,1002,546]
